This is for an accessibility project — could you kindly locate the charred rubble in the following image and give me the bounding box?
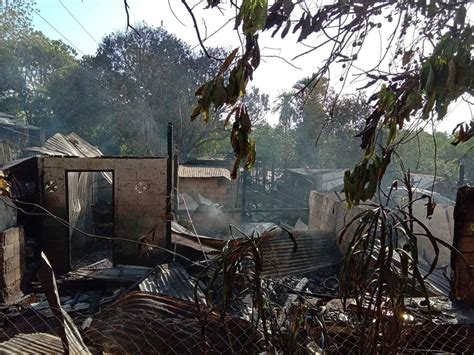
[0,132,472,354]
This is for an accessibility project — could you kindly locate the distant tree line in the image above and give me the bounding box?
[0,2,269,158]
[0,1,472,193]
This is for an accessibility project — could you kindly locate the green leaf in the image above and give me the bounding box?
[238,0,268,35]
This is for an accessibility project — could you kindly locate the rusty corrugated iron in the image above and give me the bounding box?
[25,132,112,183]
[70,265,153,282]
[37,252,91,354]
[259,228,342,278]
[172,224,341,279]
[0,333,71,354]
[178,165,231,180]
[139,263,206,302]
[83,291,264,354]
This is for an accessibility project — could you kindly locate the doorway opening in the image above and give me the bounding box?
[66,170,114,269]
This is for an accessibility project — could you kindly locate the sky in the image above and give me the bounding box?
[31,0,472,133]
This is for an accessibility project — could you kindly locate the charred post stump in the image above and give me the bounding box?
[451,186,474,305]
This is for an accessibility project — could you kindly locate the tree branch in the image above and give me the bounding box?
[123,0,141,36]
[181,0,223,61]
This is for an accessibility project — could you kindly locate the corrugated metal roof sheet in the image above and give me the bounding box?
[139,263,206,302]
[0,112,15,119]
[70,265,153,282]
[287,168,335,176]
[287,168,346,191]
[259,228,342,278]
[26,133,112,184]
[171,221,273,249]
[0,333,67,354]
[171,221,224,250]
[0,156,36,171]
[172,233,218,253]
[36,132,104,157]
[178,165,231,180]
[0,112,40,130]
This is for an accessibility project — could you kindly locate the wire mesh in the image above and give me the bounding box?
[0,191,472,353]
[0,289,473,354]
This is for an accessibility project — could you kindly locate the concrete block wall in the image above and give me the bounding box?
[0,227,24,304]
[308,191,364,252]
[39,157,167,272]
[410,200,454,267]
[0,197,17,232]
[452,186,474,305]
[308,191,454,266]
[114,159,167,264]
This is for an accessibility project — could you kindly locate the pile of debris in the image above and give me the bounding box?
[1,221,472,354]
[0,142,473,353]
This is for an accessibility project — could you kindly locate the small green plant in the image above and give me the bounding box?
[339,168,468,353]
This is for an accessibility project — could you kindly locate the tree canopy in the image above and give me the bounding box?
[0,0,472,204]
[174,0,473,205]
[0,4,270,159]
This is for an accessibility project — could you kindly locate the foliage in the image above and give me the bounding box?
[339,170,469,353]
[82,25,269,158]
[192,37,261,174]
[183,0,473,203]
[192,87,270,159]
[275,74,472,202]
[0,0,34,42]
[276,77,370,168]
[195,226,327,354]
[0,1,77,127]
[0,29,77,126]
[46,60,111,144]
[395,130,474,197]
[0,14,270,158]
[251,123,297,169]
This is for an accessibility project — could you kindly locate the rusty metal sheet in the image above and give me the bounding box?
[259,229,342,278]
[178,165,231,180]
[37,252,91,354]
[0,333,67,354]
[70,265,153,282]
[139,263,206,302]
[25,132,112,183]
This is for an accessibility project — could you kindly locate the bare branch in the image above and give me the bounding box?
[168,0,187,27]
[181,0,223,61]
[260,55,302,70]
[123,0,141,36]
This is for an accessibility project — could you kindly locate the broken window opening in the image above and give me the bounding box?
[66,170,114,269]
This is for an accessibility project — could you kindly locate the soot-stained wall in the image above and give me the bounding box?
[39,156,167,272]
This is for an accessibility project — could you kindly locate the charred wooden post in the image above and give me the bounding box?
[241,171,248,222]
[166,123,173,251]
[271,153,275,191]
[451,186,474,305]
[173,153,179,212]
